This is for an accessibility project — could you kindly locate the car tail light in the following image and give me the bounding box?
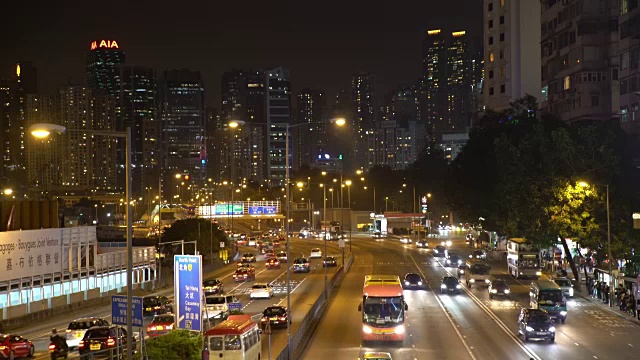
[106,337,116,347]
[279,316,287,321]
[79,341,85,348]
[148,326,155,331]
[261,318,267,322]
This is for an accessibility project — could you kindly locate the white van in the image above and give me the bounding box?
[204,295,239,319]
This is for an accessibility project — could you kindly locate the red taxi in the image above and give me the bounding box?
[233,268,255,282]
[147,314,175,337]
[265,258,281,269]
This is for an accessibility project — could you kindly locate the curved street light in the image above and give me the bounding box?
[29,122,135,360]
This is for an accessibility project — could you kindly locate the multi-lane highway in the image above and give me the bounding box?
[305,232,640,360]
[14,237,345,359]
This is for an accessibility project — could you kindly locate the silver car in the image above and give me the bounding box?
[553,277,574,298]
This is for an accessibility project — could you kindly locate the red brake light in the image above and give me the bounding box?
[49,344,56,350]
[79,340,85,348]
[106,338,116,347]
[279,316,287,321]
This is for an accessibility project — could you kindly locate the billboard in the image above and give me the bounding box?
[248,206,277,215]
[0,228,64,282]
[174,255,203,331]
[214,204,244,215]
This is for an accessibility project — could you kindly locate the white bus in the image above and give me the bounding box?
[202,315,261,360]
[507,238,541,279]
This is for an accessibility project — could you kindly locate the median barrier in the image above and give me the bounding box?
[275,253,354,360]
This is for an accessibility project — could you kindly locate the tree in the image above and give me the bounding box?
[161,219,227,261]
[144,330,202,360]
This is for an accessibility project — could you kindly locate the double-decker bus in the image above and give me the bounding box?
[358,275,408,343]
[202,315,261,360]
[507,238,542,279]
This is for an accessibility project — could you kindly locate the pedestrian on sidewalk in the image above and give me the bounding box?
[595,281,602,299]
[587,277,594,297]
[604,284,610,304]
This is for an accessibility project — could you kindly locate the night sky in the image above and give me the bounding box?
[1,0,482,107]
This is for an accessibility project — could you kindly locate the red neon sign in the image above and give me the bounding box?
[90,40,120,51]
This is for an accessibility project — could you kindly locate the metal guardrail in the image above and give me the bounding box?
[275,252,354,360]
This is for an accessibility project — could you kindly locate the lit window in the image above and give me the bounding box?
[563,76,571,90]
[489,52,495,62]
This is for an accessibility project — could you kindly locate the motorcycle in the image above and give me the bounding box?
[49,341,69,359]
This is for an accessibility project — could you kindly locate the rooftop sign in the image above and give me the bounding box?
[90,40,120,51]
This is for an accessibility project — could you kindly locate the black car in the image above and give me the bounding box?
[517,309,556,343]
[488,279,511,299]
[142,295,172,317]
[322,256,338,267]
[241,253,257,263]
[415,240,429,248]
[457,264,467,278]
[403,273,425,290]
[203,279,224,295]
[440,276,461,294]
[470,249,487,260]
[445,253,462,267]
[433,245,446,257]
[261,306,290,329]
[79,325,136,359]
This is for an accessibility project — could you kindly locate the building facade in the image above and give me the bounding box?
[86,40,125,98]
[540,0,619,123]
[160,70,206,184]
[619,0,640,134]
[351,73,376,172]
[116,65,158,195]
[483,0,541,112]
[265,67,292,186]
[25,94,59,198]
[296,88,327,169]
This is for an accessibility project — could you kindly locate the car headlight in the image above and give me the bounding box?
[456,284,462,289]
[418,281,423,285]
[363,325,373,334]
[504,289,510,294]
[491,289,497,293]
[536,271,542,276]
[405,281,410,285]
[569,288,574,296]
[469,254,472,258]
[434,249,438,253]
[549,326,556,332]
[525,326,534,332]
[485,279,491,283]
[459,270,465,274]
[458,260,462,265]
[560,311,567,316]
[392,325,405,334]
[469,279,475,283]
[441,284,447,289]
[446,241,452,246]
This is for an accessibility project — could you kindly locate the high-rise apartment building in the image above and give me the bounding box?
[265,67,292,186]
[423,30,473,134]
[116,65,158,195]
[483,0,541,112]
[540,0,618,122]
[86,40,125,98]
[618,0,640,134]
[160,70,206,182]
[351,73,375,171]
[57,86,117,192]
[375,120,424,170]
[296,88,327,169]
[25,94,59,198]
[0,80,11,183]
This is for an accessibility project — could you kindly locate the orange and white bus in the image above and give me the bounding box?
[202,315,261,360]
[358,275,408,343]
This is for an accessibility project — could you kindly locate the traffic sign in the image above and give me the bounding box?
[174,255,203,332]
[111,295,143,327]
[338,238,345,248]
[220,241,225,248]
[228,302,242,310]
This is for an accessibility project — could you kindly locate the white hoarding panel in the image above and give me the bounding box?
[0,228,64,282]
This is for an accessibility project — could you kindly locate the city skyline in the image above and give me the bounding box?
[0,1,482,107]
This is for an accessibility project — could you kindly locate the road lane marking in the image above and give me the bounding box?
[428,255,543,360]
[406,254,477,360]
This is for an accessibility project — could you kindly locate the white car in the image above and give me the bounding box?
[249,283,273,299]
[247,237,257,247]
[66,317,110,349]
[310,248,323,258]
[399,238,412,244]
[553,277,574,297]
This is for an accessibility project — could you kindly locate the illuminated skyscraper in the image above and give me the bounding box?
[351,73,375,171]
[265,67,292,186]
[25,94,58,198]
[296,88,326,169]
[86,40,125,98]
[160,70,206,182]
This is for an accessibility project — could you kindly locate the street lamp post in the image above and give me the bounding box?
[30,123,134,360]
[229,117,345,356]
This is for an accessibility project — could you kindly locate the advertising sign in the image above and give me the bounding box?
[0,228,65,282]
[214,204,244,215]
[111,295,143,327]
[174,255,203,331]
[248,206,277,215]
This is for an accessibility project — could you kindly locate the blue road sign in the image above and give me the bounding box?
[248,206,277,215]
[174,255,203,331]
[111,295,143,327]
[228,302,242,310]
